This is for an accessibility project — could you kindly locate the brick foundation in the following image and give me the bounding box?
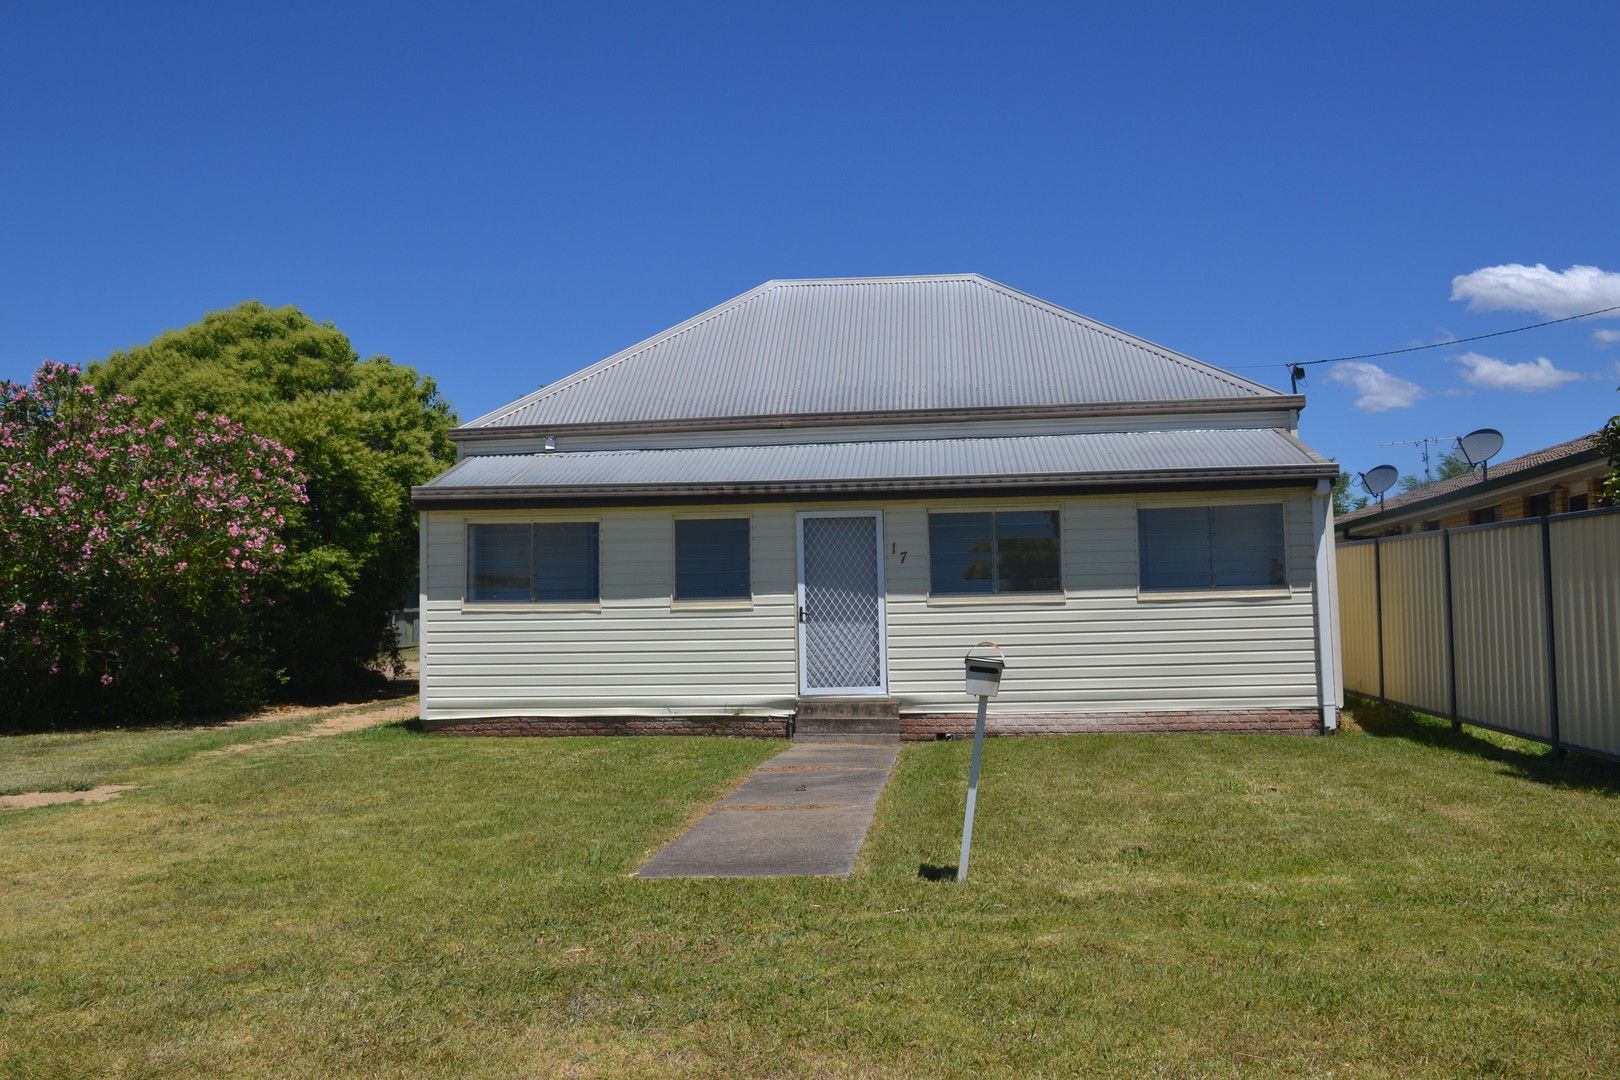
[424,709,1321,739]
[899,708,1322,740]
[424,715,790,738]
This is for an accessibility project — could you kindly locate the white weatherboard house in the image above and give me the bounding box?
[414,276,1344,738]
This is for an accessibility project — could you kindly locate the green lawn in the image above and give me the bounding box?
[0,699,409,796]
[2,703,1618,1077]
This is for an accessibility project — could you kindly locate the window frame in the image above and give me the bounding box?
[925,507,1064,599]
[1135,499,1291,599]
[672,514,753,606]
[463,519,602,608]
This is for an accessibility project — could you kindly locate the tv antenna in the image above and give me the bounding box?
[1455,428,1505,481]
[1357,464,1399,509]
[1380,435,1457,483]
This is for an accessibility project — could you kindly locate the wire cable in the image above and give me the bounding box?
[1232,303,1620,371]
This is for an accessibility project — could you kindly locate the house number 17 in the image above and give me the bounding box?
[890,542,907,563]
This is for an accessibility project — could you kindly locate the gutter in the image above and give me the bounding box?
[411,463,1337,508]
[447,396,1309,443]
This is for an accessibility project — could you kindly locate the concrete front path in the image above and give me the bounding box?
[638,736,900,879]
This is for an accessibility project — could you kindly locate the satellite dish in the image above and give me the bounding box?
[1359,465,1399,498]
[1455,428,1504,480]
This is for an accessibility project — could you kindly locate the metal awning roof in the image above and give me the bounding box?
[414,428,1335,504]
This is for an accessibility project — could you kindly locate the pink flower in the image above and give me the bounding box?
[100,673,113,686]
[169,644,180,655]
[9,602,24,615]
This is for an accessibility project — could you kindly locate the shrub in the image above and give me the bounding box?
[0,362,306,728]
[90,301,456,692]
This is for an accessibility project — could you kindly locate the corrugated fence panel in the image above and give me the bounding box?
[1451,523,1552,739]
[1550,513,1620,757]
[1336,542,1379,696]
[1377,534,1449,715]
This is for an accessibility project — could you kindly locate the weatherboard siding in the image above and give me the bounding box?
[419,491,1321,721]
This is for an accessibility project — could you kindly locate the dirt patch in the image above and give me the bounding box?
[0,784,135,810]
[219,691,416,728]
[210,700,419,754]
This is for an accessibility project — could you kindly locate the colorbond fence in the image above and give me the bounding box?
[1337,506,1620,760]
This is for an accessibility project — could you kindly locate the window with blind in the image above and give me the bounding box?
[1137,504,1286,592]
[928,510,1061,595]
[467,522,599,602]
[675,518,751,600]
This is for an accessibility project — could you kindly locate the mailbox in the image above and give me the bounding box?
[963,643,1005,698]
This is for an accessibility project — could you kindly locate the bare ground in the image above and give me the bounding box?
[3,696,419,809]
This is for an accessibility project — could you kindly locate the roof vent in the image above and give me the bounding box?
[543,436,557,452]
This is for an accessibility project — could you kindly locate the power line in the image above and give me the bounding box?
[1235,302,1620,376]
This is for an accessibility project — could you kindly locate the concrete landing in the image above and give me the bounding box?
[637,736,900,879]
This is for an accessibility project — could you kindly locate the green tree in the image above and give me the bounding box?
[1331,468,1367,516]
[1599,383,1619,503]
[91,302,456,692]
[1399,449,1474,492]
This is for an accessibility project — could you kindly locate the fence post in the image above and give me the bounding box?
[1442,529,1459,731]
[1373,537,1385,701]
[1540,516,1563,757]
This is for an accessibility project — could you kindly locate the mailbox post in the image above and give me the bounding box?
[957,642,1005,882]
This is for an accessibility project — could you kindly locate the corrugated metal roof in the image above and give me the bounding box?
[464,276,1283,431]
[416,428,1333,501]
[1338,433,1605,525]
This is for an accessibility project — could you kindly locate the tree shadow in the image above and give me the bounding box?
[917,863,959,881]
[1347,695,1620,797]
[3,674,419,737]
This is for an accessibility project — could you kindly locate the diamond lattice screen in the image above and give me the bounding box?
[802,516,883,690]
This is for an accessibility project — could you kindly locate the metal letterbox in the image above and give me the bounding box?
[963,645,1005,698]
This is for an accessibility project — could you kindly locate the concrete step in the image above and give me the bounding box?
[794,698,900,737]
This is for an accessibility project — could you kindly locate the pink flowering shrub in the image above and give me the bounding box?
[0,362,306,727]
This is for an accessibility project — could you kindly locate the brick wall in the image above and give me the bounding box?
[899,708,1322,740]
[427,709,1323,739]
[425,716,790,738]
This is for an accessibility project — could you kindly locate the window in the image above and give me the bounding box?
[468,524,531,601]
[1568,493,1589,513]
[675,518,750,600]
[1422,520,1441,533]
[467,522,599,602]
[928,510,1061,595]
[1527,493,1552,518]
[1138,503,1286,592]
[1469,506,1499,526]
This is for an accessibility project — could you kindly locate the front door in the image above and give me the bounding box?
[797,511,887,697]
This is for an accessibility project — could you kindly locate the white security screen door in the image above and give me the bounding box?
[797,511,888,697]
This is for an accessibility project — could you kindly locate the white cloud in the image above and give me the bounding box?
[1455,351,1583,391]
[1324,361,1424,412]
[1594,328,1620,347]
[1450,263,1620,318]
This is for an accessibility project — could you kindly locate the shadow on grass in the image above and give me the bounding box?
[3,675,419,737]
[1348,694,1620,797]
[917,863,959,881]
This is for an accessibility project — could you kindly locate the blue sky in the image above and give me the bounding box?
[4,1,1617,479]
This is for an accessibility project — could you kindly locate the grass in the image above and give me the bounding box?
[0,698,413,796]
[2,702,1618,1077]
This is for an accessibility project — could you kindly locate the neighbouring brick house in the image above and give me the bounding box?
[1336,433,1613,541]
[413,276,1344,739]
